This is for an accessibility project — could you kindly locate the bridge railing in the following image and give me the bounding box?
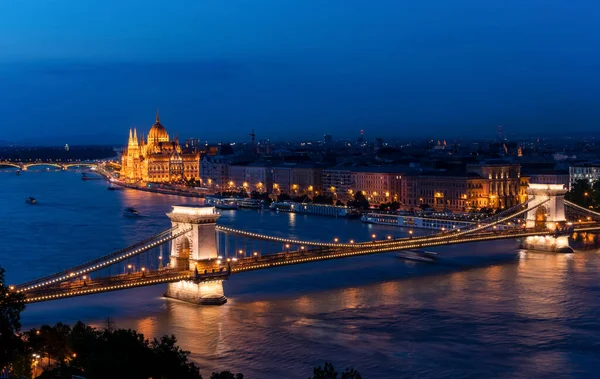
[565,200,600,221]
[216,200,548,252]
[16,226,182,292]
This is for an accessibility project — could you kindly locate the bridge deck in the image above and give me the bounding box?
[23,224,600,304]
[24,268,229,303]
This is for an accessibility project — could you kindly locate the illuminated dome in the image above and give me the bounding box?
[148,109,169,143]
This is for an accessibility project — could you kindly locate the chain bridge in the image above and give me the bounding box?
[10,183,600,306]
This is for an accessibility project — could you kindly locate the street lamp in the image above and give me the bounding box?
[387,235,392,240]
[409,230,413,238]
[334,238,339,243]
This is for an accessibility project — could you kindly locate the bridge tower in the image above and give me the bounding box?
[164,205,227,305]
[523,183,573,253]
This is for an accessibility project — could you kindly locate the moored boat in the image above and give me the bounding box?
[238,198,262,209]
[215,198,239,210]
[25,196,37,204]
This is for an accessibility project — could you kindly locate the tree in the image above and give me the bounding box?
[210,371,244,379]
[565,179,593,207]
[309,362,362,379]
[348,191,369,210]
[312,195,334,205]
[0,266,26,372]
[37,324,203,379]
[277,193,292,202]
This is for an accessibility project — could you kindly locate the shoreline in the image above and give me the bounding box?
[94,167,206,198]
[114,181,205,198]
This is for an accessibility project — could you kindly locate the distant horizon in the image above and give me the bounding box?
[1,127,597,148]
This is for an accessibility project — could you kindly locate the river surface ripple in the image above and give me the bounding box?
[1,171,600,378]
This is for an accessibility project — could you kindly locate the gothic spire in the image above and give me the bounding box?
[156,108,160,123]
[133,128,139,145]
[128,128,133,145]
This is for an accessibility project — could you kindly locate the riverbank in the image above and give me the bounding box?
[93,165,206,198]
[115,181,205,198]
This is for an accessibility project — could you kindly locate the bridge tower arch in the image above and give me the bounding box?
[525,184,567,230]
[165,205,227,305]
[523,183,573,253]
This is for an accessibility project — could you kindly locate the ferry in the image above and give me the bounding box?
[269,201,358,217]
[25,196,37,204]
[215,198,239,210]
[361,213,479,231]
[396,249,438,263]
[270,201,294,212]
[238,198,262,209]
[293,203,354,217]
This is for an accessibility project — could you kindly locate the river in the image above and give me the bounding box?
[1,170,600,378]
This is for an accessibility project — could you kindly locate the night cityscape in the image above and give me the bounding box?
[2,1,600,379]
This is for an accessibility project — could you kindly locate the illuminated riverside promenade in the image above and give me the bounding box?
[12,184,600,305]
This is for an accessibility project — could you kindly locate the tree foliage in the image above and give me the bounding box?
[210,371,244,379]
[565,179,599,209]
[309,362,362,379]
[379,201,400,211]
[347,191,370,210]
[28,322,202,379]
[0,266,26,372]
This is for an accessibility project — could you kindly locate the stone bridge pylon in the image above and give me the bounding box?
[523,183,573,253]
[164,205,227,305]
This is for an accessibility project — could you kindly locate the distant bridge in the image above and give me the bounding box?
[11,184,600,305]
[0,160,98,170]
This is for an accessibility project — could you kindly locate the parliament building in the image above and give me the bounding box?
[120,111,200,183]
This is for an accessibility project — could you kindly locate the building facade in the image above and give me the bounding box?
[466,161,521,209]
[351,168,405,204]
[322,169,353,201]
[200,155,231,190]
[121,112,200,183]
[569,162,600,190]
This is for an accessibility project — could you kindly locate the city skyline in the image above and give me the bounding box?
[2,1,600,142]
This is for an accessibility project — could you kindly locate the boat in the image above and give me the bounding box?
[107,184,123,191]
[270,201,294,212]
[124,207,140,216]
[215,198,239,210]
[395,249,438,263]
[25,196,37,204]
[16,170,21,176]
[293,203,353,217]
[360,212,512,231]
[238,198,262,209]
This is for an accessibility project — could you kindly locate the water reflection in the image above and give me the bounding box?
[5,172,600,377]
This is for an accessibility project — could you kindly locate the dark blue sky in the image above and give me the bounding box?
[1,0,599,144]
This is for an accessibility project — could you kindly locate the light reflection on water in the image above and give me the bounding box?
[2,171,600,377]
